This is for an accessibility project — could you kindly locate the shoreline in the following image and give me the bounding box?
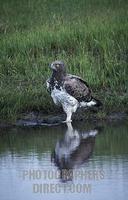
[0,110,127,129]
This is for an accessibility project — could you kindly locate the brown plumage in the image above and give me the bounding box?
[64,74,92,102]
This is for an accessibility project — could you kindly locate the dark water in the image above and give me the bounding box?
[0,121,128,200]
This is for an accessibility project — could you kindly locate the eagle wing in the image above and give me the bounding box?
[64,74,92,102]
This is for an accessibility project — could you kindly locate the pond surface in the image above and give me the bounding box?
[0,121,128,200]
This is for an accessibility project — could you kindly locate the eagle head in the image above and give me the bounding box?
[50,60,66,74]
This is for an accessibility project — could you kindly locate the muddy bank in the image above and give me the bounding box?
[0,109,127,129]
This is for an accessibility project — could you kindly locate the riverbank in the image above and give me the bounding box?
[0,0,128,121]
[0,110,127,129]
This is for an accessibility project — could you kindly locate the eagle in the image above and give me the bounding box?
[46,60,102,122]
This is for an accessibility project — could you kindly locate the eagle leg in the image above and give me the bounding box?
[62,105,73,123]
[65,111,72,123]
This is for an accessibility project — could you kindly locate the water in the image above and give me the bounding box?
[0,121,128,200]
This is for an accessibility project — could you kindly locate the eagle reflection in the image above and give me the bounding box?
[51,123,99,182]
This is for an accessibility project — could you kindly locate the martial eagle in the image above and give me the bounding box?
[46,60,102,122]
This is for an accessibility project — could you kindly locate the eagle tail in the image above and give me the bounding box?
[86,97,102,107]
[80,97,102,108]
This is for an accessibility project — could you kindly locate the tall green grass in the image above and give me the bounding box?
[0,0,128,120]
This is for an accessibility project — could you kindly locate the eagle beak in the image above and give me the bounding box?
[50,63,57,71]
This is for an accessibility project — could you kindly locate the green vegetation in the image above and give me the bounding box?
[0,0,128,121]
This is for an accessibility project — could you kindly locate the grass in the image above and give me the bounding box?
[0,0,128,121]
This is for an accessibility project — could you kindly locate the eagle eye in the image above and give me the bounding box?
[56,64,60,68]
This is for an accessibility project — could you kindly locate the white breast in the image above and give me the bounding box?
[51,87,78,107]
